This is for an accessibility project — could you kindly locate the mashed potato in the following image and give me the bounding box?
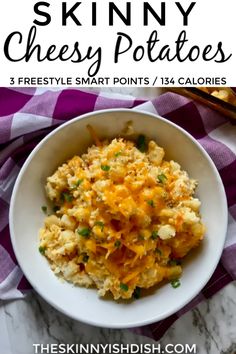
[39,136,205,300]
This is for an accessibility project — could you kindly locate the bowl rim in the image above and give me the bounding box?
[9,108,228,328]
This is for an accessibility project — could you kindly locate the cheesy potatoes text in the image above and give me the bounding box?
[39,136,205,300]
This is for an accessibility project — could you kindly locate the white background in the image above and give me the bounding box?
[0,0,235,87]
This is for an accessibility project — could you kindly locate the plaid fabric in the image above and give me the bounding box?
[0,88,235,340]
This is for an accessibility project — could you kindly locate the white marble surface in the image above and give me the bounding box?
[1,87,236,354]
[1,282,236,354]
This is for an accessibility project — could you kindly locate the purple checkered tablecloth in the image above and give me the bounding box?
[0,87,235,341]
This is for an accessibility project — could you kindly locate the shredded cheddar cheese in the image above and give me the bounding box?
[39,137,205,300]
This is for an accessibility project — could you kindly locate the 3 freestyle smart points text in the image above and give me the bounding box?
[10,76,227,86]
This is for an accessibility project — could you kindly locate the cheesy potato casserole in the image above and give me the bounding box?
[39,136,205,300]
[199,87,236,106]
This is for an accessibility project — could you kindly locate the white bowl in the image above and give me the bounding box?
[9,109,227,328]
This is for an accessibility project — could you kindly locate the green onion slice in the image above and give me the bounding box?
[151,231,159,240]
[39,246,46,255]
[77,228,91,237]
[101,165,110,171]
[157,174,167,184]
[114,240,121,248]
[147,200,154,207]
[171,279,181,289]
[61,192,73,203]
[120,283,129,291]
[41,206,47,214]
[137,135,147,152]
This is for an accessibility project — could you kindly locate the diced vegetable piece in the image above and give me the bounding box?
[147,200,154,207]
[114,240,121,248]
[41,206,47,214]
[157,174,167,184]
[61,192,73,203]
[151,231,159,240]
[137,134,147,152]
[120,283,129,291]
[39,246,46,255]
[101,165,110,171]
[77,228,91,237]
[171,279,181,288]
